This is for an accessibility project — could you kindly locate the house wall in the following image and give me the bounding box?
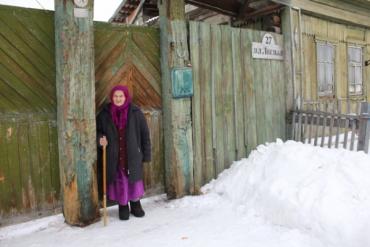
[288,9,370,104]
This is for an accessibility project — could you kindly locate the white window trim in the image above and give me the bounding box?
[347,44,364,96]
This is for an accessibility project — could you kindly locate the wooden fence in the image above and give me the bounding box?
[291,100,370,153]
[189,21,287,190]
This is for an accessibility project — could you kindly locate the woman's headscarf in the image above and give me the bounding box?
[109,85,132,130]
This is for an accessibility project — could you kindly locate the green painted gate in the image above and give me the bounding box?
[0,5,163,224]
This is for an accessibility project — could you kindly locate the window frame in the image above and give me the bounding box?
[315,40,336,97]
[347,44,364,96]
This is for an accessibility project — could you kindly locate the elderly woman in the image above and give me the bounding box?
[96,85,151,220]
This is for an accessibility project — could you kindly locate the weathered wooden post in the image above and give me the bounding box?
[54,0,99,225]
[158,0,195,198]
[358,102,370,153]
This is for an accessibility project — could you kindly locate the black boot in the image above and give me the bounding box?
[130,200,145,217]
[119,204,130,220]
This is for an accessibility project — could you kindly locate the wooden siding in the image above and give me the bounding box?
[0,5,60,223]
[190,21,287,189]
[294,12,370,103]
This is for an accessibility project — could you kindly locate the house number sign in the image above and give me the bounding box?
[252,33,284,60]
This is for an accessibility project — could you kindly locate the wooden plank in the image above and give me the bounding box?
[314,103,320,146]
[17,122,33,212]
[199,22,214,183]
[5,122,23,212]
[350,118,356,151]
[335,101,341,148]
[220,25,235,168]
[142,110,164,195]
[28,121,42,210]
[48,120,60,208]
[297,112,303,142]
[189,21,202,192]
[328,104,335,148]
[357,103,370,153]
[275,34,286,140]
[252,31,267,145]
[36,121,53,209]
[320,102,328,147]
[241,29,257,154]
[0,122,11,214]
[231,27,246,160]
[211,24,225,175]
[211,25,225,174]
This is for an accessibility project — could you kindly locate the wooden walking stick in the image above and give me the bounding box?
[103,145,108,226]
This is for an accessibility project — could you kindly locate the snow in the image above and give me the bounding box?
[1,140,370,247]
[0,0,123,22]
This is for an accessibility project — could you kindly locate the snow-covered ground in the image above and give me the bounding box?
[1,140,370,247]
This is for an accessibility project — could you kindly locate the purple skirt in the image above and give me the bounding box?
[107,168,145,205]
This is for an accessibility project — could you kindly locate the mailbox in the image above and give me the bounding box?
[171,67,193,98]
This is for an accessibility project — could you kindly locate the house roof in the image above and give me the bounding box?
[109,0,283,23]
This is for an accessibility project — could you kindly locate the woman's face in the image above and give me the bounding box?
[112,90,126,106]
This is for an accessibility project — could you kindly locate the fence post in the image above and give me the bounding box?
[357,102,370,153]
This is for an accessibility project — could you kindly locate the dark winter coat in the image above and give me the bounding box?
[96,103,151,194]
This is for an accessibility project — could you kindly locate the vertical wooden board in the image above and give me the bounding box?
[17,121,33,212]
[189,21,202,192]
[275,34,287,139]
[241,29,257,154]
[220,25,236,168]
[211,24,225,175]
[0,122,10,214]
[36,121,53,209]
[199,22,214,183]
[231,28,246,159]
[48,120,60,207]
[28,120,42,210]
[252,31,267,145]
[4,121,23,212]
[143,111,164,195]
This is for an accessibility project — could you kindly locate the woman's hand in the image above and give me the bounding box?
[99,136,108,147]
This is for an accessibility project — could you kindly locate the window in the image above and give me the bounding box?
[316,42,335,96]
[347,46,363,95]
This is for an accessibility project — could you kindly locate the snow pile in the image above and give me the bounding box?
[2,140,370,247]
[204,140,370,247]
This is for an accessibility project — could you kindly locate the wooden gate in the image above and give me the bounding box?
[0,6,164,223]
[94,22,164,196]
[189,22,287,190]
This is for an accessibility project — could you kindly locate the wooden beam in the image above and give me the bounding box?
[271,0,370,27]
[243,3,282,20]
[54,0,99,226]
[185,0,238,17]
[159,0,195,198]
